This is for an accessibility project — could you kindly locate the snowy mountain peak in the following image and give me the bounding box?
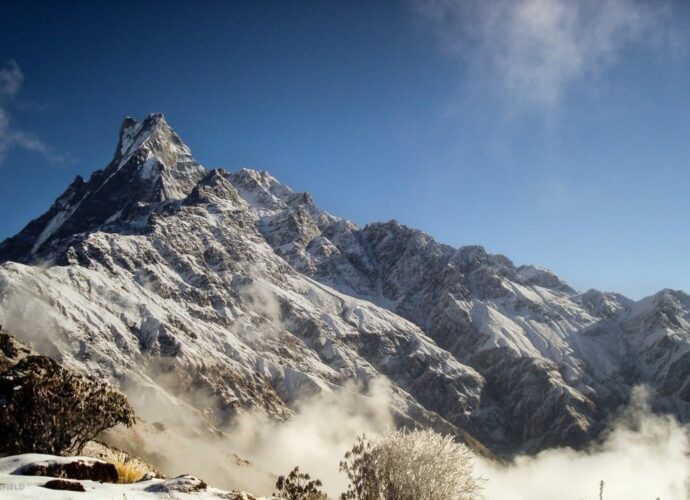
[0,114,206,262]
[576,289,632,318]
[0,113,688,465]
[117,113,165,154]
[517,265,575,293]
[115,113,177,169]
[114,113,204,196]
[184,168,244,208]
[228,168,297,210]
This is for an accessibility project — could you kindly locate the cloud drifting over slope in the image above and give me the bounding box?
[227,377,394,497]
[415,0,673,111]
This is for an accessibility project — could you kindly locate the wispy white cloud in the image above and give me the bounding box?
[0,60,69,165]
[415,0,674,112]
[0,60,23,98]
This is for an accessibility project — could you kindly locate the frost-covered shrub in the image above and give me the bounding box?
[0,355,135,455]
[340,429,482,500]
[275,466,328,500]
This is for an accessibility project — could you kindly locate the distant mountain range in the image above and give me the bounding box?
[1,113,687,457]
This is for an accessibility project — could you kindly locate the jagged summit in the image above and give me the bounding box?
[0,114,206,262]
[107,112,206,201]
[0,115,338,264]
[117,113,165,155]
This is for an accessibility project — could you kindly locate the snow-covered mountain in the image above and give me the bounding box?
[0,113,688,460]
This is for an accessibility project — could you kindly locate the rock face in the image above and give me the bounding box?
[0,114,688,457]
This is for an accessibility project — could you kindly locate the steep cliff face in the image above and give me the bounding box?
[0,114,687,457]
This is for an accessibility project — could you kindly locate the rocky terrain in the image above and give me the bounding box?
[0,113,687,472]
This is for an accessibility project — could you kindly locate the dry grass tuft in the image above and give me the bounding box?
[114,461,146,484]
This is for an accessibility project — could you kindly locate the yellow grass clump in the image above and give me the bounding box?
[114,461,146,484]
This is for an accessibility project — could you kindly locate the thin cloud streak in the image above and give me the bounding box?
[415,0,674,112]
[0,60,70,166]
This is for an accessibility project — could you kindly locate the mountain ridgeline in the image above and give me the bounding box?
[0,113,688,457]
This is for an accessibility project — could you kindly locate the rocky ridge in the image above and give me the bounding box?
[0,114,687,465]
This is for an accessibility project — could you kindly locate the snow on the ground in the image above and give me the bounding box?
[0,454,271,499]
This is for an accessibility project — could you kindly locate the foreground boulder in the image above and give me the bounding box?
[144,475,208,493]
[0,330,135,456]
[19,457,118,482]
[43,478,87,492]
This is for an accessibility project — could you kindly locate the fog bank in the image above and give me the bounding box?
[478,388,690,500]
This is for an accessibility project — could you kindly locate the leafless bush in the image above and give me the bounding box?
[340,429,482,500]
[274,466,328,500]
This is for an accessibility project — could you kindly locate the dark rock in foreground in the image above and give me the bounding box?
[43,478,86,492]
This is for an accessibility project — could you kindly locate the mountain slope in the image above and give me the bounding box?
[0,114,687,465]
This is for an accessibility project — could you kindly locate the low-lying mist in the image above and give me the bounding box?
[478,388,690,500]
[117,373,689,500]
[227,376,393,496]
[107,374,393,498]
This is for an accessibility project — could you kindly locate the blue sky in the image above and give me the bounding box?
[1,0,689,299]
